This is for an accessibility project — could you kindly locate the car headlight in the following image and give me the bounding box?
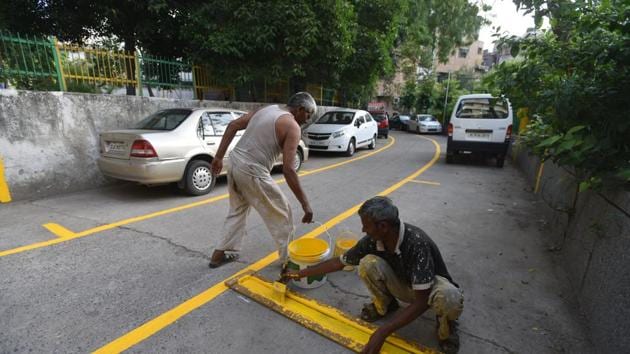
[332,130,345,138]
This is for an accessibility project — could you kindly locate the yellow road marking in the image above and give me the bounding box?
[43,223,76,238]
[0,137,396,258]
[226,273,435,353]
[0,157,12,203]
[93,137,440,353]
[408,180,441,186]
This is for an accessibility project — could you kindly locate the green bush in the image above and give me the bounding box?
[484,1,630,190]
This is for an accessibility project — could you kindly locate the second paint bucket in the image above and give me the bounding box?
[287,238,330,289]
[334,237,358,271]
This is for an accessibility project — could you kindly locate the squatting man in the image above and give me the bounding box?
[283,196,464,354]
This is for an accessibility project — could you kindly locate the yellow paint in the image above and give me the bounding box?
[0,158,11,203]
[534,161,545,194]
[408,180,441,186]
[43,223,76,238]
[227,273,436,353]
[0,137,396,258]
[288,238,329,261]
[93,136,440,353]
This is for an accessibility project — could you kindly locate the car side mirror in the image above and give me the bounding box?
[355,121,361,127]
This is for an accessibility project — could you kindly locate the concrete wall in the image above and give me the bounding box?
[0,90,338,201]
[512,144,630,353]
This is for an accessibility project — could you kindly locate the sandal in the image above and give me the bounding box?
[360,300,399,322]
[437,319,460,354]
[208,253,240,269]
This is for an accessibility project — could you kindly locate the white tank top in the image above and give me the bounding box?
[229,105,287,177]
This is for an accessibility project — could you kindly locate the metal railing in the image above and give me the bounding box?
[0,31,340,104]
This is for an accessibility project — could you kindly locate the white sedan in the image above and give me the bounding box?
[408,114,443,134]
[97,108,309,195]
[302,109,378,157]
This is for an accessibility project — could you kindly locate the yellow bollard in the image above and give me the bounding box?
[0,158,12,203]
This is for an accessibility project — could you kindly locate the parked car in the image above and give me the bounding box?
[97,108,309,195]
[408,114,442,134]
[446,94,513,167]
[390,114,411,131]
[302,109,378,156]
[369,111,389,138]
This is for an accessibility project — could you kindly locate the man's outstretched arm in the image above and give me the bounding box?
[278,116,312,223]
[211,109,258,175]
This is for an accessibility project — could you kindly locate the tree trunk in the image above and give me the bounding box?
[124,37,136,96]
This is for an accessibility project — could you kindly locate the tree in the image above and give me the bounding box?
[484,0,630,189]
[1,0,192,95]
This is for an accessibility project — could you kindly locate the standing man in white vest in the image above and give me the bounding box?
[208,92,316,268]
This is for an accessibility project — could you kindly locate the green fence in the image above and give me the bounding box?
[0,31,63,90]
[0,31,340,104]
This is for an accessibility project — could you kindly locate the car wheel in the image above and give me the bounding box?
[368,135,376,149]
[446,146,454,164]
[496,155,505,168]
[184,160,215,196]
[345,138,356,157]
[293,150,303,172]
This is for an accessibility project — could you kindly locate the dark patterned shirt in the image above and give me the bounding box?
[341,221,457,290]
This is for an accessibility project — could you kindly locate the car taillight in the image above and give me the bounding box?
[506,124,513,141]
[130,139,158,158]
[447,123,453,137]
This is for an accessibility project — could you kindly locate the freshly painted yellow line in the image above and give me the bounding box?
[534,161,545,194]
[93,137,440,353]
[226,273,435,353]
[408,180,441,186]
[43,223,76,238]
[0,137,395,258]
[0,157,12,203]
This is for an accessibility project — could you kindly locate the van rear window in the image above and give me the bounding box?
[455,98,509,119]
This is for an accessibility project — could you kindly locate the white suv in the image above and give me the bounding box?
[302,109,378,156]
[446,94,513,167]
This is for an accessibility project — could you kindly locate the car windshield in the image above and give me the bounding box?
[419,116,437,122]
[399,115,410,121]
[315,111,355,125]
[135,109,192,130]
[455,98,509,119]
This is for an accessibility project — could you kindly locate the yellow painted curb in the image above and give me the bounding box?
[0,158,12,203]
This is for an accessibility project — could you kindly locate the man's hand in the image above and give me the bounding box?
[211,158,223,176]
[301,204,313,223]
[361,331,386,354]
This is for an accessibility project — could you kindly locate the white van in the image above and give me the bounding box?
[446,94,513,167]
[302,109,378,156]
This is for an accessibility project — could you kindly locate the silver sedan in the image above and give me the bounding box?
[97,108,309,195]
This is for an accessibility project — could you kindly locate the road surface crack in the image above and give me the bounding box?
[118,225,213,261]
[327,279,369,299]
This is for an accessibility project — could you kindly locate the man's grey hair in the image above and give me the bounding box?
[358,196,400,226]
[287,92,317,114]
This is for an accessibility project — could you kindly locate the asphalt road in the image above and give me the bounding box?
[0,131,594,353]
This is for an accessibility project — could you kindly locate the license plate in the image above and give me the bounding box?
[309,140,327,146]
[466,132,490,140]
[106,141,126,153]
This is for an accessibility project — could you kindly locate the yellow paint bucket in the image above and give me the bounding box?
[287,238,330,289]
[334,233,358,271]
